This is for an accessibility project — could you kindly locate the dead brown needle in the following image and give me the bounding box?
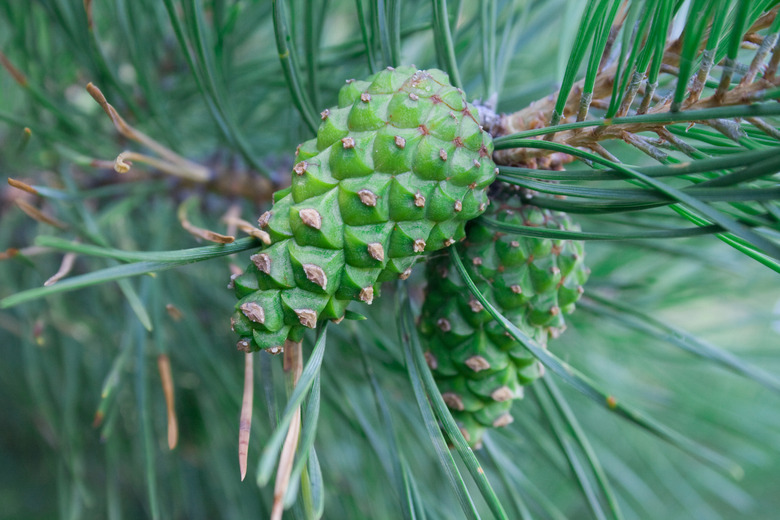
[238,352,254,481]
[178,199,235,244]
[271,340,303,520]
[157,355,179,450]
[86,83,210,182]
[222,213,272,245]
[7,178,39,195]
[44,252,77,287]
[14,199,68,230]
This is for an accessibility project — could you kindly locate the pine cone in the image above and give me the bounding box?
[419,197,590,446]
[231,67,497,352]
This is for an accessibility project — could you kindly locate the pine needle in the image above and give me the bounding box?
[238,352,254,480]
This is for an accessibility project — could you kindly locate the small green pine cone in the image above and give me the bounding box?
[418,198,590,447]
[232,67,497,352]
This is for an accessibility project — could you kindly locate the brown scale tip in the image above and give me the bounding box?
[341,136,355,149]
[472,159,480,169]
[358,189,377,207]
[454,200,462,212]
[265,345,283,355]
[437,317,451,332]
[360,92,371,103]
[491,386,514,402]
[479,144,489,157]
[494,167,499,175]
[400,267,413,280]
[414,191,426,207]
[257,211,271,228]
[320,109,330,120]
[409,92,419,101]
[367,242,385,262]
[293,161,307,175]
[413,238,426,252]
[359,286,374,304]
[472,257,483,266]
[510,284,522,294]
[550,306,560,316]
[453,136,464,148]
[439,149,448,161]
[442,392,465,411]
[394,135,406,148]
[468,182,477,189]
[510,240,520,247]
[465,355,491,372]
[492,413,514,428]
[295,309,317,328]
[444,238,456,247]
[478,202,487,212]
[346,78,355,84]
[299,208,322,229]
[303,263,327,289]
[236,339,252,352]
[468,299,483,313]
[240,302,265,324]
[251,253,271,274]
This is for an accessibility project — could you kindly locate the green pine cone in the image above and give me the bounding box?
[231,67,497,352]
[418,198,590,447]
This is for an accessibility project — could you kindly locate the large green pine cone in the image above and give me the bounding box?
[418,200,590,447]
[231,67,497,352]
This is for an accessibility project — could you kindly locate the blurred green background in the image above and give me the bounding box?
[2,1,780,519]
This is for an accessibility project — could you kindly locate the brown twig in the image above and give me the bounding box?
[494,8,780,167]
[621,131,668,162]
[740,32,779,86]
[746,117,780,140]
[655,127,700,158]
